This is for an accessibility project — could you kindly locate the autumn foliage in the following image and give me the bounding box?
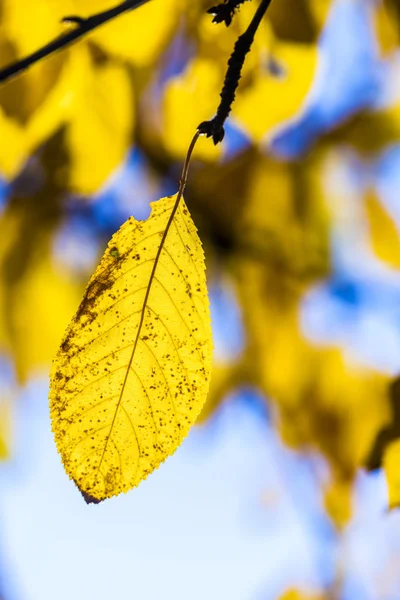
[2,0,400,597]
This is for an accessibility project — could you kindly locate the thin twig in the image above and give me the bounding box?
[0,0,152,85]
[198,0,273,144]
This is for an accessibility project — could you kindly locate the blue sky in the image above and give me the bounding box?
[0,380,332,600]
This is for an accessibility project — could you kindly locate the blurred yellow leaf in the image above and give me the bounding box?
[375,377,400,508]
[10,244,83,381]
[0,0,180,68]
[309,0,333,30]
[187,149,390,523]
[0,0,72,56]
[323,476,353,529]
[65,48,135,194]
[376,0,399,54]
[268,0,333,42]
[0,203,83,381]
[228,256,390,524]
[234,42,319,142]
[50,194,213,502]
[0,136,85,381]
[162,58,222,161]
[198,361,242,422]
[82,0,183,67]
[0,403,11,460]
[0,48,84,180]
[367,377,400,472]
[279,589,327,600]
[0,3,134,190]
[364,189,400,269]
[0,385,13,461]
[383,438,400,508]
[237,154,330,277]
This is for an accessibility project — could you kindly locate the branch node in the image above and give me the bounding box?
[198,120,225,145]
[207,0,249,27]
[62,15,87,25]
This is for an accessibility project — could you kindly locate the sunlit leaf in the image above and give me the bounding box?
[383,438,400,508]
[81,0,182,67]
[376,0,399,54]
[0,0,72,56]
[309,0,333,30]
[162,58,222,161]
[50,194,213,502]
[372,377,400,508]
[0,382,13,461]
[367,377,400,472]
[279,589,327,600]
[364,189,400,269]
[10,244,83,381]
[198,361,241,422]
[323,476,353,529]
[0,186,83,382]
[65,49,135,194]
[0,48,85,180]
[229,256,390,525]
[233,42,319,143]
[0,402,11,460]
[268,0,322,42]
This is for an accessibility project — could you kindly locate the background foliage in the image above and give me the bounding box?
[2,0,400,598]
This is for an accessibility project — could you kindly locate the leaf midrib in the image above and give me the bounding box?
[92,195,184,488]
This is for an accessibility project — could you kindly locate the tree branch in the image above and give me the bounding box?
[0,0,152,85]
[198,0,273,144]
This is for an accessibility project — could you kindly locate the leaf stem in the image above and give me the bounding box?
[0,0,152,85]
[177,131,200,203]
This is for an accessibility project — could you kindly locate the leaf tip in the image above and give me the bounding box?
[79,487,103,505]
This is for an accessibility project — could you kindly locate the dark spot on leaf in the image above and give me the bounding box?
[80,488,103,505]
[110,246,120,259]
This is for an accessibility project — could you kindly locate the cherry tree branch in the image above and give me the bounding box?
[0,0,151,85]
[199,0,273,144]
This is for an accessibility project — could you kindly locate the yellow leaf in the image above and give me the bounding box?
[364,189,400,269]
[309,0,333,30]
[0,0,73,56]
[0,46,86,180]
[49,195,213,502]
[323,476,353,529]
[0,388,13,461]
[268,0,324,42]
[198,361,242,423]
[162,58,222,162]
[279,589,327,600]
[375,1,399,55]
[80,0,182,67]
[384,438,400,508]
[233,42,319,142]
[0,196,83,382]
[66,51,135,194]
[10,247,83,382]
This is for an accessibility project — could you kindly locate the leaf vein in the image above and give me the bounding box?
[139,337,179,423]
